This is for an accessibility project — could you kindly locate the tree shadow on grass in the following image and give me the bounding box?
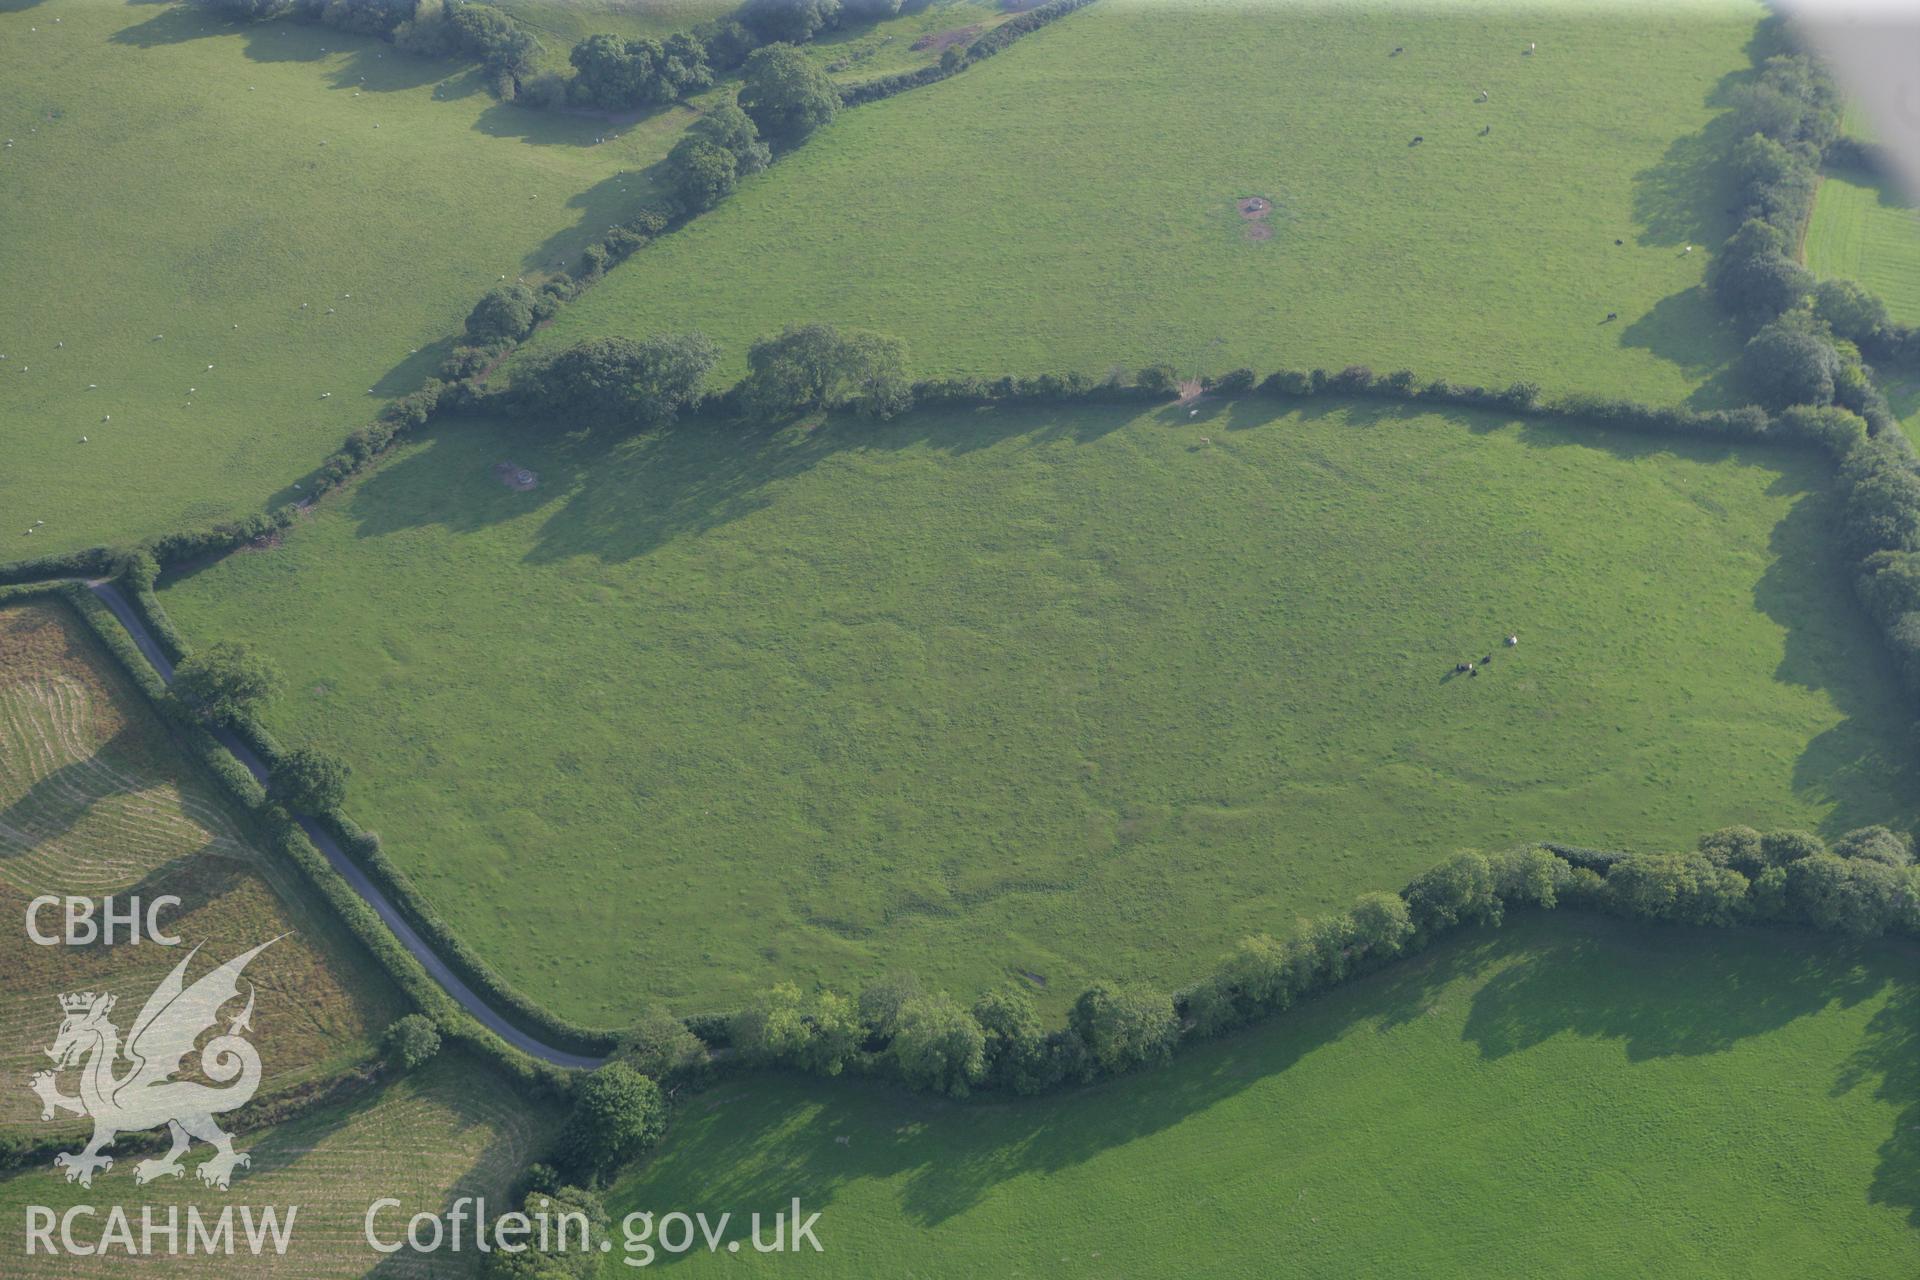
[0,724,147,855]
[1753,478,1920,837]
[1833,967,1920,1227]
[1463,919,1889,1062]
[625,920,1913,1241]
[515,156,683,278]
[107,6,466,95]
[1616,287,1745,405]
[622,931,1489,1240]
[345,402,1139,562]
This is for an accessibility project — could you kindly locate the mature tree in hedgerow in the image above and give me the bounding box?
[482,1185,607,1279]
[731,982,862,1076]
[888,992,986,1097]
[972,983,1049,1094]
[569,33,712,110]
[381,1014,442,1072]
[617,1005,712,1086]
[738,324,911,419]
[665,137,739,213]
[740,0,841,45]
[465,283,550,345]
[1742,310,1841,408]
[1067,984,1178,1075]
[737,44,839,147]
[560,1063,668,1182]
[689,101,772,176]
[512,334,719,428]
[270,746,351,812]
[169,641,285,726]
[1707,219,1811,325]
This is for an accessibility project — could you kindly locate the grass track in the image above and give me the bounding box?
[597,915,1919,1277]
[159,401,1920,1023]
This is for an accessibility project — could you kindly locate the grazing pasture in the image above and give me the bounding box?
[0,602,402,1134]
[158,401,1919,1023]
[1803,165,1920,325]
[597,916,1920,1278]
[0,0,697,557]
[528,0,1761,402]
[0,1054,551,1278]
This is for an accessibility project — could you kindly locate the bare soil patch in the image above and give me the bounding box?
[913,24,983,52]
[1238,195,1274,241]
[493,461,539,492]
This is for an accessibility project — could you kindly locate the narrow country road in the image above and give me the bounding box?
[86,580,607,1071]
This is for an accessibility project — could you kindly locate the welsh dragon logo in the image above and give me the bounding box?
[28,939,279,1191]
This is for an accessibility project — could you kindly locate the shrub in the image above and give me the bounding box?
[380,1014,442,1072]
[1814,278,1892,346]
[318,0,412,37]
[1348,890,1415,960]
[445,2,542,86]
[270,746,351,812]
[482,1185,605,1278]
[1786,853,1910,936]
[617,1006,712,1085]
[1832,826,1914,868]
[1206,367,1256,395]
[1135,363,1180,395]
[1605,852,1750,926]
[169,641,285,727]
[1402,851,1501,936]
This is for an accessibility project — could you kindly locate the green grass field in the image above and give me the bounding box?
[0,1053,553,1278]
[158,401,1919,1023]
[526,0,1759,402]
[597,915,1919,1278]
[0,0,701,557]
[1804,166,1920,326]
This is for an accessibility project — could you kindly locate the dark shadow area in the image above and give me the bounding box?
[1463,920,1886,1061]
[1834,965,1920,1227]
[0,724,147,854]
[1756,481,1920,836]
[1616,287,1744,405]
[514,146,684,277]
[108,5,460,97]
[626,920,1914,1243]
[627,930,1490,1240]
